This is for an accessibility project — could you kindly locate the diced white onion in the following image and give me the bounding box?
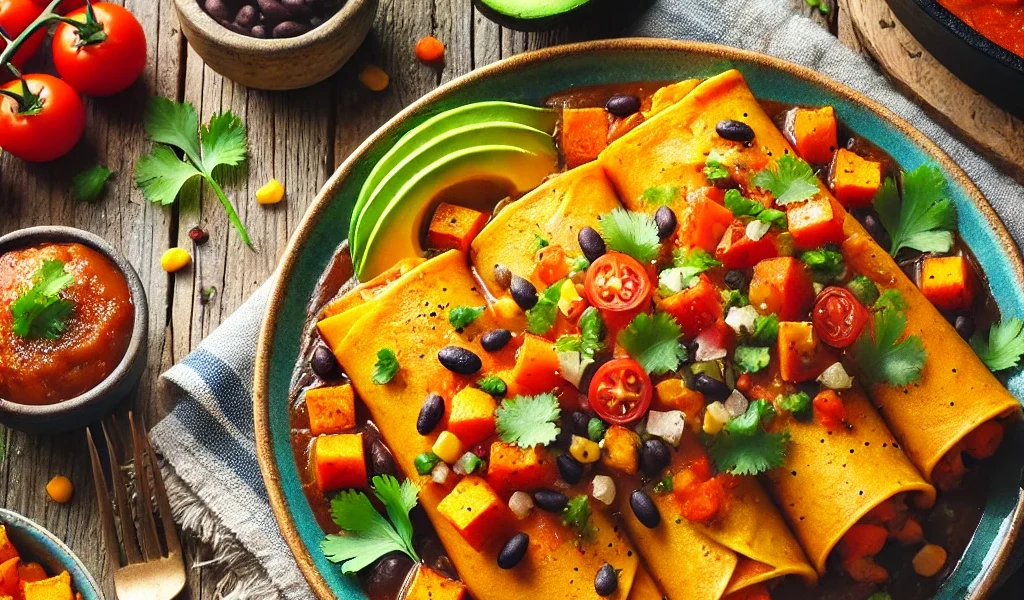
[817,362,854,390]
[509,491,534,519]
[724,389,749,418]
[646,410,686,446]
[591,475,616,506]
[703,401,731,435]
[557,351,592,389]
[431,462,450,484]
[745,219,770,241]
[725,305,759,335]
[453,452,480,476]
[813,281,825,295]
[658,268,686,295]
[694,328,728,362]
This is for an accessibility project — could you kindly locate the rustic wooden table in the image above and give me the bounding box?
[3,1,1017,599]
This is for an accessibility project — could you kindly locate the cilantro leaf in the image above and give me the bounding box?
[971,318,1024,372]
[200,111,248,174]
[641,184,679,206]
[724,399,776,435]
[532,235,550,252]
[476,375,508,398]
[71,165,113,202]
[569,255,590,273]
[321,475,419,573]
[801,247,845,283]
[846,275,880,306]
[875,288,907,312]
[704,152,730,183]
[851,304,926,386]
[707,427,789,476]
[750,314,779,346]
[734,345,770,373]
[752,154,820,205]
[143,97,202,164]
[10,260,75,340]
[526,280,563,335]
[619,312,687,375]
[721,289,749,311]
[372,348,399,384]
[873,165,956,256]
[778,392,812,418]
[134,146,203,206]
[660,249,722,294]
[758,208,788,229]
[598,209,661,264]
[652,474,674,494]
[724,189,762,217]
[449,305,484,330]
[495,393,561,448]
[554,307,604,359]
[563,495,597,541]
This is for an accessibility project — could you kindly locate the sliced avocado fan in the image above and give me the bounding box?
[473,0,600,31]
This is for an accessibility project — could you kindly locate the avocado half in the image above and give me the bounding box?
[472,0,606,32]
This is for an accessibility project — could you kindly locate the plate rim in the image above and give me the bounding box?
[253,37,1024,599]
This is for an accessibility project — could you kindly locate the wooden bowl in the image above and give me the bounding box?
[0,509,104,600]
[173,0,378,91]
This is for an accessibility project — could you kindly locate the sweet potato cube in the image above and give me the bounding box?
[680,196,734,253]
[447,387,497,446]
[486,441,558,496]
[787,196,846,250]
[405,564,468,600]
[436,476,511,550]
[777,321,831,382]
[22,571,72,600]
[601,426,640,475]
[428,203,490,254]
[0,558,19,596]
[920,256,977,312]
[791,106,838,164]
[831,149,882,207]
[653,378,704,419]
[305,384,357,436]
[512,334,563,393]
[715,220,778,269]
[562,107,609,168]
[749,257,814,321]
[660,275,723,339]
[312,433,367,492]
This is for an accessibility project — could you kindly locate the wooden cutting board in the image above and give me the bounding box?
[837,0,1024,182]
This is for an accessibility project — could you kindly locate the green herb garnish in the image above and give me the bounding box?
[724,189,788,228]
[321,475,419,573]
[372,348,400,384]
[752,154,820,206]
[619,312,687,375]
[778,392,812,418]
[495,393,561,448]
[598,208,662,264]
[448,305,485,330]
[476,375,508,398]
[554,307,605,359]
[563,494,597,541]
[641,184,679,206]
[750,314,780,346]
[734,345,771,374]
[71,164,112,202]
[971,318,1024,372]
[801,247,845,283]
[706,401,789,476]
[851,291,926,386]
[526,280,563,335]
[873,165,955,256]
[10,260,75,340]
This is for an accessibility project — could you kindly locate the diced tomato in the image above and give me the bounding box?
[660,275,723,338]
[715,220,778,269]
[813,390,847,429]
[533,244,570,286]
[777,321,833,382]
[749,257,814,321]
[787,196,847,250]
[735,373,752,393]
[679,477,726,523]
[679,195,734,252]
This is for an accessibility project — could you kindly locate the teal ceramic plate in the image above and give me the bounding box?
[254,39,1024,600]
[0,508,104,600]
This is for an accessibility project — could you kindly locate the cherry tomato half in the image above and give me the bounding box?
[53,2,147,96]
[588,357,652,425]
[0,73,85,162]
[812,286,869,348]
[0,0,45,69]
[583,252,652,327]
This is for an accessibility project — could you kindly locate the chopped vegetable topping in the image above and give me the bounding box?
[554,307,605,360]
[851,292,926,386]
[801,247,845,283]
[652,474,674,494]
[619,312,687,375]
[873,165,955,256]
[449,305,485,330]
[598,208,662,264]
[704,156,730,183]
[587,417,607,442]
[734,345,771,374]
[526,280,563,335]
[563,494,597,541]
[660,249,722,293]
[846,275,880,306]
[721,289,749,311]
[706,399,790,476]
[71,164,112,202]
[971,318,1024,372]
[750,314,780,346]
[415,452,441,475]
[477,375,508,398]
[495,393,561,448]
[532,234,550,251]
[641,184,679,206]
[778,391,812,418]
[724,399,775,435]
[372,348,400,384]
[10,260,75,340]
[752,154,820,206]
[321,475,419,572]
[724,189,788,228]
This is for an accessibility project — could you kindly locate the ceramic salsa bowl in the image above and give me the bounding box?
[0,508,104,600]
[254,39,1024,600]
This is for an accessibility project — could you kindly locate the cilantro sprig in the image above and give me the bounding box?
[71,164,113,203]
[372,348,399,384]
[554,307,605,360]
[526,280,563,335]
[752,154,820,205]
[495,393,561,448]
[706,400,789,476]
[449,305,484,330]
[10,260,75,340]
[619,312,687,375]
[851,291,926,386]
[734,345,770,374]
[801,247,845,283]
[659,249,722,294]
[640,184,679,206]
[563,494,597,541]
[321,475,419,573]
[598,209,661,264]
[724,189,788,229]
[971,318,1024,372]
[873,165,955,256]
[135,97,252,246]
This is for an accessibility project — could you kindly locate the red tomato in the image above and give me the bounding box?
[813,390,847,429]
[30,0,85,12]
[52,2,147,96]
[0,74,85,162]
[679,477,725,523]
[812,286,869,348]
[0,0,45,68]
[583,252,652,328]
[587,358,652,425]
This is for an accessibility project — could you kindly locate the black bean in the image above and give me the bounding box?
[653,205,677,240]
[510,275,538,310]
[417,393,445,435]
[273,20,309,37]
[494,264,513,290]
[569,411,591,436]
[235,4,258,27]
[640,439,671,478]
[594,563,618,597]
[365,553,414,600]
[370,439,396,476]
[310,345,341,380]
[715,119,756,143]
[724,269,747,291]
[533,489,569,513]
[693,373,730,401]
[437,346,482,375]
[257,0,292,22]
[556,454,584,485]
[481,329,512,352]
[629,489,660,528]
[578,226,606,263]
[955,315,976,340]
[605,94,640,117]
[861,213,891,249]
[497,533,529,569]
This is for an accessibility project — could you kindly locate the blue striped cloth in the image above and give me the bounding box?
[149,1,1022,598]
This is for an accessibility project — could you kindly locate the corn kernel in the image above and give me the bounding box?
[557,279,582,316]
[702,401,730,435]
[570,435,601,463]
[256,178,285,205]
[46,475,73,503]
[432,431,464,464]
[359,64,390,92]
[912,544,947,577]
[161,247,191,273]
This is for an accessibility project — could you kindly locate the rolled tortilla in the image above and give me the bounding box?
[841,232,1022,481]
[333,250,642,600]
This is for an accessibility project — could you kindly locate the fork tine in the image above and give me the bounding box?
[103,417,143,565]
[87,428,123,570]
[129,411,163,560]
[140,419,181,556]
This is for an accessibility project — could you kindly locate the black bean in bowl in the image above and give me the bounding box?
[199,0,345,39]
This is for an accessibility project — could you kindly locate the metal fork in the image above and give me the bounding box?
[87,412,187,600]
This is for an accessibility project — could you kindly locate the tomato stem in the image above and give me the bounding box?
[0,0,71,69]
[0,67,43,115]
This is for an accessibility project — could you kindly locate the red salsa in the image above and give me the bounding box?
[938,0,1024,58]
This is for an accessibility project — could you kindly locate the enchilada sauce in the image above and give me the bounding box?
[938,0,1024,58]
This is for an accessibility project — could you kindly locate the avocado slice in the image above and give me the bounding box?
[473,0,604,31]
[350,121,556,262]
[349,102,557,245]
[357,145,558,280]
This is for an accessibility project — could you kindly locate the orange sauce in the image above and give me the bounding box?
[938,0,1024,58]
